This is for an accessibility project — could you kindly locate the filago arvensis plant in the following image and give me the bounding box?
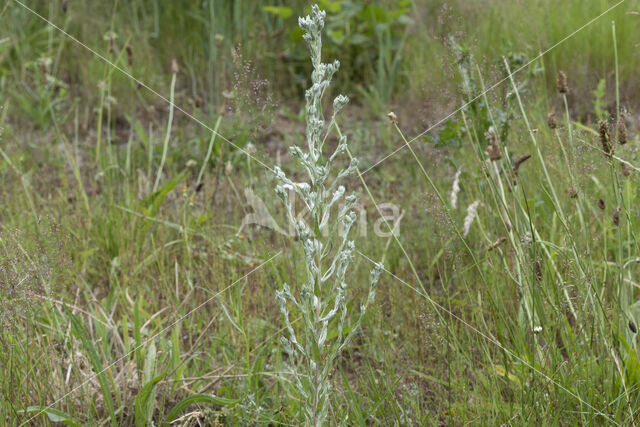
[272,5,382,425]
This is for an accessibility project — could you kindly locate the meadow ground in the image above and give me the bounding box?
[2,0,640,425]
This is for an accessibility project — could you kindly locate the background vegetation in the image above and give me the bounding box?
[2,0,640,424]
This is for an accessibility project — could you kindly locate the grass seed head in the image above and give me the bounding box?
[617,116,627,145]
[598,120,613,155]
[513,154,532,174]
[557,70,568,94]
[485,128,502,161]
[534,259,543,281]
[487,237,507,251]
[387,111,398,124]
[630,320,637,334]
[547,109,558,129]
[170,58,179,74]
[126,45,133,66]
[598,198,605,210]
[450,169,462,209]
[613,206,621,226]
[568,186,578,199]
[463,200,480,237]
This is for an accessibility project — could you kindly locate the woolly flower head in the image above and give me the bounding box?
[463,200,480,237]
[450,169,462,209]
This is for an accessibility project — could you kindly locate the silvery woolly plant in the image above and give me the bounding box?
[273,5,383,426]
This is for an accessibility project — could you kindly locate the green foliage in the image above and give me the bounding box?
[593,78,608,121]
[18,407,82,426]
[134,374,163,427]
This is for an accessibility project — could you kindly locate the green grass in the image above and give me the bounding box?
[2,0,640,425]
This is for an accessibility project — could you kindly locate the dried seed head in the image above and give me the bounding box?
[629,319,637,334]
[617,116,627,145]
[170,58,179,74]
[534,259,543,281]
[568,186,578,199]
[613,206,621,226]
[622,163,632,177]
[597,199,605,210]
[547,109,558,129]
[487,237,507,251]
[598,120,613,155]
[62,0,69,13]
[486,128,502,161]
[387,111,398,124]
[103,31,117,53]
[126,45,133,66]
[513,154,532,174]
[557,70,568,94]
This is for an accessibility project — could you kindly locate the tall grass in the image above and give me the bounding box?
[2,0,640,425]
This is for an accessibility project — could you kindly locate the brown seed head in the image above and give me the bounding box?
[170,58,179,74]
[598,120,613,155]
[547,109,558,129]
[622,163,632,177]
[597,199,605,210]
[513,154,532,175]
[613,206,621,226]
[568,186,578,199]
[486,128,502,161]
[617,117,627,145]
[534,259,543,281]
[630,320,637,334]
[126,45,133,66]
[387,111,398,124]
[487,237,507,252]
[557,71,568,94]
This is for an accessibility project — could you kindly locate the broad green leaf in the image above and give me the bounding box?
[65,307,117,426]
[140,171,187,218]
[135,374,164,427]
[18,407,82,426]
